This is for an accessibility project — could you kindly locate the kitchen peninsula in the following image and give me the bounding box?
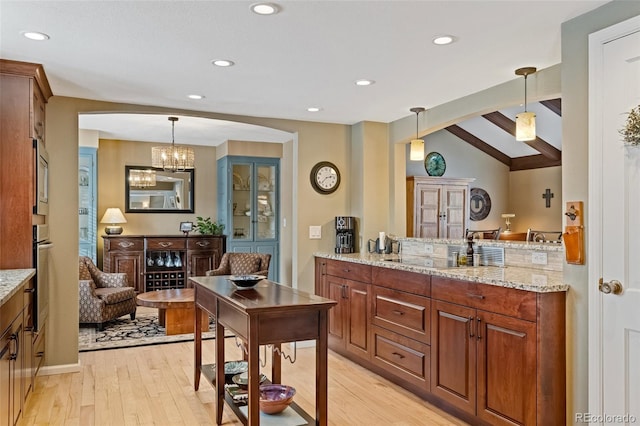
[315,238,567,426]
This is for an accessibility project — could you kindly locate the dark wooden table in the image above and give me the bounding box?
[136,288,209,335]
[190,275,336,426]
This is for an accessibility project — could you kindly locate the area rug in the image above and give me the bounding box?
[79,310,223,352]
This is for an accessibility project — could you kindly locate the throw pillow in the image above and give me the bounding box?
[229,255,261,275]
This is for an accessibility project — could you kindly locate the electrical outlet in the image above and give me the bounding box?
[531,252,548,265]
[424,244,434,254]
[532,274,548,286]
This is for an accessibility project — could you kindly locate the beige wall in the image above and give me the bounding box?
[508,167,562,233]
[96,139,218,265]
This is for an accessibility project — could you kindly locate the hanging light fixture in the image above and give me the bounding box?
[151,117,195,172]
[409,107,426,161]
[128,169,156,188]
[515,67,537,142]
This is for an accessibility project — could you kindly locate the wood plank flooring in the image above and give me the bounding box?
[19,338,468,425]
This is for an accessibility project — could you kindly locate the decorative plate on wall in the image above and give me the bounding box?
[469,187,491,221]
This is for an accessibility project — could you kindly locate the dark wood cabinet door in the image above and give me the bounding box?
[110,252,143,293]
[476,311,537,426]
[345,280,370,359]
[326,276,346,346]
[431,300,476,415]
[188,251,214,277]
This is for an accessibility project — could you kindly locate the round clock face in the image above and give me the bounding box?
[424,152,446,176]
[310,161,341,194]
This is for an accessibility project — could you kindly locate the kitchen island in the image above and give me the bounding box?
[190,275,336,426]
[315,251,567,426]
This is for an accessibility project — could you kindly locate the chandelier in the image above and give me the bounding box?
[151,117,195,172]
[128,169,156,188]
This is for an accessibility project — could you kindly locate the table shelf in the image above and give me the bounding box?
[200,364,314,426]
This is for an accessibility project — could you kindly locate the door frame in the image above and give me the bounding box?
[587,14,640,414]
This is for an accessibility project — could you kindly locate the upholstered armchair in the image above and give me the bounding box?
[205,252,271,277]
[79,256,137,330]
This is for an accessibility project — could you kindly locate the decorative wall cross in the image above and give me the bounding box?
[542,188,554,208]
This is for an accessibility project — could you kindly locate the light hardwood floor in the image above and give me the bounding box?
[19,338,468,425]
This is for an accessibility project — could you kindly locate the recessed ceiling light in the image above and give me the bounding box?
[211,59,235,67]
[432,35,455,45]
[307,107,322,112]
[355,79,375,86]
[21,31,50,41]
[251,3,279,15]
[188,94,205,100]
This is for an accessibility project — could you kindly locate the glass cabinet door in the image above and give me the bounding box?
[255,164,277,241]
[231,162,253,240]
[79,147,97,262]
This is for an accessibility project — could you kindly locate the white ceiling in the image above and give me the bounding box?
[1,1,599,151]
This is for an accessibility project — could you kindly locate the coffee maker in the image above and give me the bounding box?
[335,216,356,253]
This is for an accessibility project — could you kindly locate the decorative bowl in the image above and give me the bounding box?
[259,384,296,414]
[229,275,266,288]
[232,372,267,389]
[224,360,248,380]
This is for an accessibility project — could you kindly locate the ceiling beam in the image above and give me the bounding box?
[482,111,562,161]
[540,98,562,116]
[445,125,512,167]
[510,155,562,171]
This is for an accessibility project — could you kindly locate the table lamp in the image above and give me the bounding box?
[100,207,127,235]
[501,213,515,232]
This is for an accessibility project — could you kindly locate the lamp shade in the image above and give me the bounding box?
[100,208,127,235]
[515,112,536,141]
[410,139,424,161]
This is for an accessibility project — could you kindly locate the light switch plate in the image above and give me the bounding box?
[309,225,322,239]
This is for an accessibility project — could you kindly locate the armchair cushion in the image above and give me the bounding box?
[230,255,262,275]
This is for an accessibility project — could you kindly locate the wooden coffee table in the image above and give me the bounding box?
[136,288,209,335]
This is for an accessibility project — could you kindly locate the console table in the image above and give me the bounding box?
[190,275,336,426]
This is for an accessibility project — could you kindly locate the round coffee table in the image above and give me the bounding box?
[136,288,209,335]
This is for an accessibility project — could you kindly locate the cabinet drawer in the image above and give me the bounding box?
[372,286,430,344]
[104,237,144,252]
[432,276,536,321]
[1,290,23,335]
[187,237,221,250]
[372,325,430,391]
[372,267,430,297]
[326,259,371,282]
[147,238,186,250]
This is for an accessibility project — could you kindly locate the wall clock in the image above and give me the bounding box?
[424,152,446,176]
[469,187,492,221]
[310,161,341,194]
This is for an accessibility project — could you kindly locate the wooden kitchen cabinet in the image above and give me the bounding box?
[187,237,225,277]
[316,258,371,360]
[406,176,474,239]
[103,236,145,293]
[431,276,562,426]
[0,60,52,269]
[1,286,26,426]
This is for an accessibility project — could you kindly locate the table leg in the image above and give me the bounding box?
[272,343,281,384]
[194,304,202,391]
[158,308,166,326]
[215,317,225,425]
[317,310,329,426]
[247,316,260,426]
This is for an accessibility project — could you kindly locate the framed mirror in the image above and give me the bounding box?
[125,166,194,213]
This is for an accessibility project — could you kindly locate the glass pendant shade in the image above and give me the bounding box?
[128,169,156,188]
[515,111,536,142]
[151,116,195,172]
[410,139,424,161]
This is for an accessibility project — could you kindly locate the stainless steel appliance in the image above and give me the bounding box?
[335,216,356,253]
[35,138,49,216]
[33,224,52,331]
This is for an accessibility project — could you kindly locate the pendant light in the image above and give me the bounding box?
[151,117,195,172]
[409,107,426,161]
[515,67,537,142]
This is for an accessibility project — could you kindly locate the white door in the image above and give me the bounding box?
[589,16,640,423]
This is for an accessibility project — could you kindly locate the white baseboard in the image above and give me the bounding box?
[39,361,81,375]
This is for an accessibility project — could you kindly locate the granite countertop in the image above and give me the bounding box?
[315,252,568,293]
[0,269,36,306]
